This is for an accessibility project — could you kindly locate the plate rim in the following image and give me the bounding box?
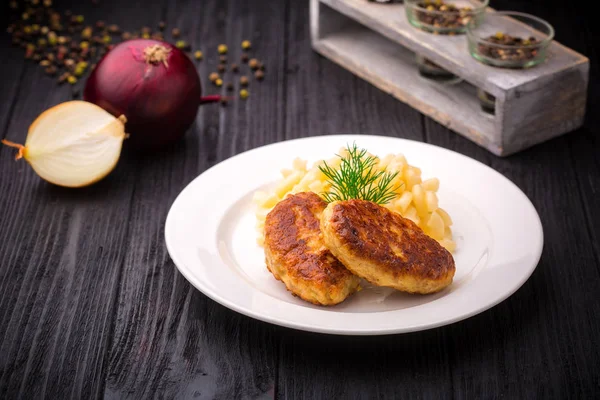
[165,134,544,335]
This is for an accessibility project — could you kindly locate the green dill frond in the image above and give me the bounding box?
[318,143,400,205]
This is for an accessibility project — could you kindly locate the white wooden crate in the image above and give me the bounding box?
[310,0,589,156]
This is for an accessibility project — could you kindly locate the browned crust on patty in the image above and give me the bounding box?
[264,192,360,305]
[321,199,455,294]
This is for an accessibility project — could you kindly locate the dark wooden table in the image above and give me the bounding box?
[1,0,599,398]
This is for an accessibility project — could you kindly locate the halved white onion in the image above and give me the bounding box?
[2,101,127,188]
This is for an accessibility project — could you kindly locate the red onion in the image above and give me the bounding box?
[84,39,221,150]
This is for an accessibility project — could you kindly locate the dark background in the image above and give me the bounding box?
[0,0,598,399]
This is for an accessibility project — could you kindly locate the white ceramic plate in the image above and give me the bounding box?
[165,135,543,335]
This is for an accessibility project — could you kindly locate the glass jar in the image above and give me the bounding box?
[477,88,495,114]
[405,0,488,35]
[416,55,462,84]
[467,11,554,68]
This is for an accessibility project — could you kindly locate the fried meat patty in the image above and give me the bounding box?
[321,200,455,294]
[264,192,360,305]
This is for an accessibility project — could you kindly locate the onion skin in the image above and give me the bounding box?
[84,39,203,151]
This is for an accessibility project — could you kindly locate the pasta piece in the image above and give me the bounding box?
[437,207,453,226]
[412,184,428,217]
[394,191,413,213]
[421,178,440,192]
[426,211,445,240]
[425,191,439,213]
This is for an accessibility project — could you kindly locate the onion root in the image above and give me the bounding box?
[1,139,25,160]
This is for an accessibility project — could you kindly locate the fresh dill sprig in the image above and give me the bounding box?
[319,143,400,205]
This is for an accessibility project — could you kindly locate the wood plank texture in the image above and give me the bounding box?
[103,0,286,398]
[0,0,598,399]
[0,1,163,398]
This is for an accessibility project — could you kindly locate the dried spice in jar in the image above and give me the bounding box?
[415,0,473,32]
[477,32,540,63]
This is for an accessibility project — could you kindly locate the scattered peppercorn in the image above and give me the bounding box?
[45,66,57,75]
[122,32,132,40]
[219,55,227,63]
[108,24,120,34]
[241,40,251,50]
[96,21,105,29]
[217,64,226,73]
[40,59,51,67]
[194,50,203,60]
[209,72,220,82]
[226,82,234,91]
[241,53,249,63]
[172,28,181,38]
[158,21,166,31]
[231,63,239,73]
[175,40,190,51]
[218,44,228,54]
[240,76,249,86]
[249,58,259,70]
[220,98,228,106]
[255,70,264,80]
[239,89,249,99]
[81,26,92,39]
[215,78,223,87]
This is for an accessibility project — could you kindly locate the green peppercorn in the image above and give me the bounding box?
[76,15,84,24]
[67,75,77,84]
[241,40,251,50]
[239,89,249,99]
[218,44,228,54]
[175,40,189,50]
[215,78,223,87]
[102,35,111,44]
[194,50,203,60]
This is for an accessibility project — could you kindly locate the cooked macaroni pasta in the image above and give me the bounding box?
[253,148,456,252]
